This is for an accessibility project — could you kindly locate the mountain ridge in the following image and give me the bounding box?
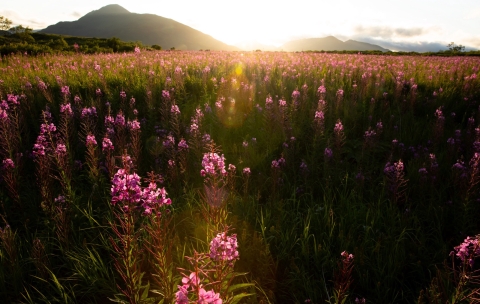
[40,4,239,51]
[280,36,389,52]
[40,4,389,52]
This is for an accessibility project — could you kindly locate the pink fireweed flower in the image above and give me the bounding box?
[178,139,188,150]
[171,104,181,115]
[61,86,70,97]
[384,160,405,181]
[37,81,47,91]
[0,108,7,120]
[278,99,287,107]
[7,94,19,105]
[134,46,140,54]
[271,157,286,169]
[324,147,333,159]
[115,113,126,127]
[451,236,480,266]
[194,107,204,121]
[40,123,56,133]
[201,152,227,178]
[182,272,200,289]
[163,135,175,148]
[111,169,142,206]
[265,96,273,108]
[334,120,344,134]
[55,143,67,156]
[81,107,97,118]
[120,91,127,99]
[341,250,354,263]
[175,285,189,304]
[95,88,102,97]
[102,138,114,152]
[54,195,66,204]
[209,232,239,262]
[60,103,73,116]
[292,90,300,100]
[86,134,97,147]
[364,130,376,141]
[33,143,46,157]
[317,85,326,95]
[162,90,170,100]
[198,288,222,304]
[190,123,199,134]
[141,182,171,215]
[2,158,14,170]
[0,100,8,111]
[202,133,212,144]
[104,115,114,127]
[242,167,251,175]
[127,119,141,131]
[314,111,324,120]
[376,120,383,132]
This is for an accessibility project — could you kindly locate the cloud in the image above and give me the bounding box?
[464,37,480,49]
[71,11,82,18]
[0,9,48,29]
[354,25,426,39]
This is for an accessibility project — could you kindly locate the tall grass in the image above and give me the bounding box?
[0,50,479,303]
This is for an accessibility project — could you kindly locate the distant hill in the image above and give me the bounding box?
[40,4,239,51]
[280,36,389,52]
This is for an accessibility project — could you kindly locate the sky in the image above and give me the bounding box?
[1,0,480,52]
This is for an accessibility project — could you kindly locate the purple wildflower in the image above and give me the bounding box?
[102,138,114,152]
[209,232,239,262]
[86,134,97,147]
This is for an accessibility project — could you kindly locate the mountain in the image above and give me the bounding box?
[40,4,238,51]
[280,36,389,52]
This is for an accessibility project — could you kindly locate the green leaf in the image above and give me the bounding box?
[141,281,150,300]
[228,292,255,304]
[227,282,254,293]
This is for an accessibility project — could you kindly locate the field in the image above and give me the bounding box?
[0,50,479,303]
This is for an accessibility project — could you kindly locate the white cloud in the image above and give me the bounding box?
[0,10,48,28]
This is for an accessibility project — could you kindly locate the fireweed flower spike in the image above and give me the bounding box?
[451,235,480,267]
[201,152,227,178]
[209,232,239,263]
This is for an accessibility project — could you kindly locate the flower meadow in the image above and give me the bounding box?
[0,49,480,303]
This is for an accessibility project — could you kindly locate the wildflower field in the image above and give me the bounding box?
[0,50,479,303]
